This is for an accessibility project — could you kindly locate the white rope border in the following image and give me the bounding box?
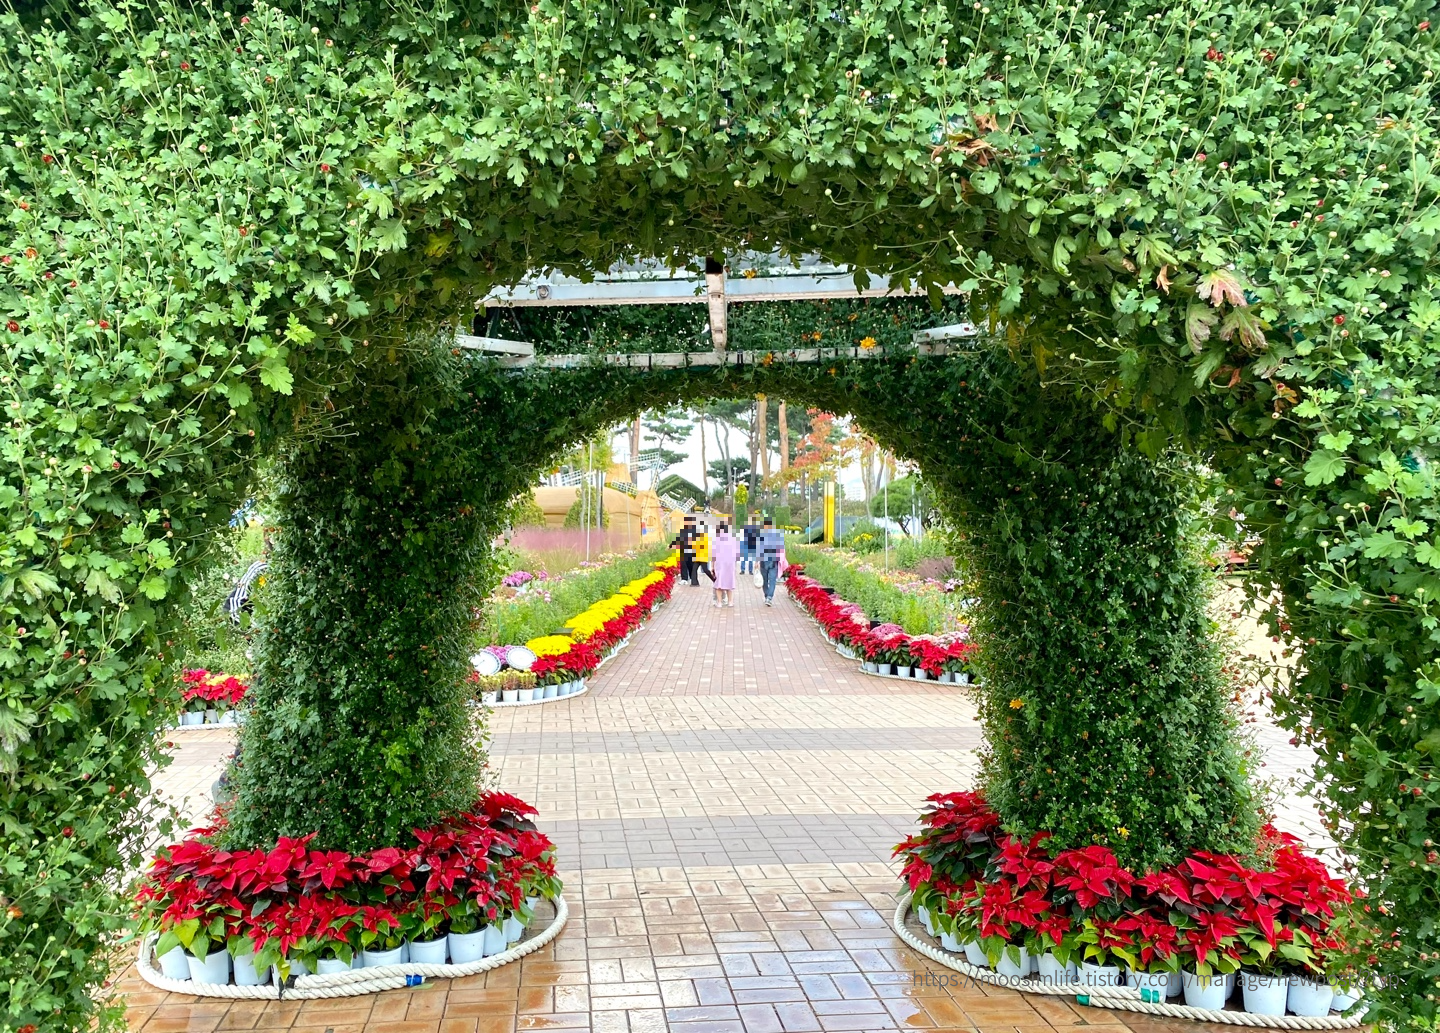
[136,894,568,999]
[891,894,1364,1029]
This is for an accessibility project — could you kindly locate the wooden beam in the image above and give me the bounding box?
[492,341,961,370]
[705,257,727,352]
[454,334,535,356]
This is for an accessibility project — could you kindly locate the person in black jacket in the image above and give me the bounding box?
[672,516,699,585]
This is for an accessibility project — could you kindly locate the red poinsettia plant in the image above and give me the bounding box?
[180,669,249,712]
[784,567,978,676]
[896,790,1355,977]
[135,791,561,978]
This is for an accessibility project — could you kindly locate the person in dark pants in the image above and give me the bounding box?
[672,516,699,585]
[741,517,759,575]
[757,517,787,606]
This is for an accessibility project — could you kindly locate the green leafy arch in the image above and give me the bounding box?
[2,0,1437,1026]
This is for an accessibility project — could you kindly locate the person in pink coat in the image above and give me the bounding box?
[710,522,740,607]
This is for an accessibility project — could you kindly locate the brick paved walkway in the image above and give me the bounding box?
[119,574,1328,1033]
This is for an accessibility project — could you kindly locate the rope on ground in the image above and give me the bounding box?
[890,894,1364,1029]
[135,894,568,1000]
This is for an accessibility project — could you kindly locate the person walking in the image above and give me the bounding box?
[757,517,787,606]
[741,517,759,576]
[672,515,698,586]
[692,517,714,586]
[710,522,740,607]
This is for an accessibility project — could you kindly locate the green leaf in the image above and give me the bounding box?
[138,576,168,600]
[1303,450,1346,486]
[259,360,294,395]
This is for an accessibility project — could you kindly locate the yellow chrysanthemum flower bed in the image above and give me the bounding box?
[557,568,673,641]
[525,634,576,657]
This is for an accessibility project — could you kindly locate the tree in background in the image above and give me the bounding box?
[708,457,751,491]
[790,410,844,479]
[868,474,935,534]
[640,407,692,483]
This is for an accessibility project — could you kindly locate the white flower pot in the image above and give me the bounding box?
[361,945,404,968]
[1081,962,1123,988]
[914,668,931,681]
[1240,972,1288,1015]
[959,672,972,684]
[1128,968,1180,999]
[895,666,913,678]
[962,940,990,968]
[448,929,487,964]
[502,689,519,703]
[1331,984,1364,1011]
[1038,953,1077,984]
[517,687,536,702]
[220,710,239,725]
[861,661,877,673]
[157,943,191,980]
[180,711,205,726]
[232,951,267,986]
[543,684,558,699]
[205,708,219,724]
[1287,977,1334,1017]
[526,895,540,911]
[995,946,1029,978]
[186,949,230,984]
[503,916,523,943]
[916,906,935,936]
[408,936,448,964]
[1028,954,1039,976]
[939,930,961,952]
[316,956,352,975]
[481,922,508,957]
[1182,970,1228,1010]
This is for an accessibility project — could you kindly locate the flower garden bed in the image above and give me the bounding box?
[892,791,1368,1025]
[783,565,977,683]
[170,669,250,728]
[134,792,564,998]
[469,554,678,705]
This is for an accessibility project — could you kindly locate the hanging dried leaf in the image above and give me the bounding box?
[1186,301,1219,352]
[1219,308,1269,351]
[1196,269,1249,308]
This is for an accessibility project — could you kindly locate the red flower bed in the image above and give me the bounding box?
[135,791,560,975]
[783,566,976,675]
[180,669,248,710]
[532,562,676,683]
[895,791,1357,979]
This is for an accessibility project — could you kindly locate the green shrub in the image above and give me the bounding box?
[562,484,610,528]
[891,535,949,571]
[505,491,548,529]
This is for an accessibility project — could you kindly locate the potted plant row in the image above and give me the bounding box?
[136,792,562,987]
[177,669,249,726]
[782,568,977,683]
[900,791,1366,1019]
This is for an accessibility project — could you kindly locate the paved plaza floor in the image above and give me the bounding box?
[119,573,1331,1033]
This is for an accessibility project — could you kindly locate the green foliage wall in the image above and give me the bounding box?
[223,368,492,850]
[2,0,1438,1023]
